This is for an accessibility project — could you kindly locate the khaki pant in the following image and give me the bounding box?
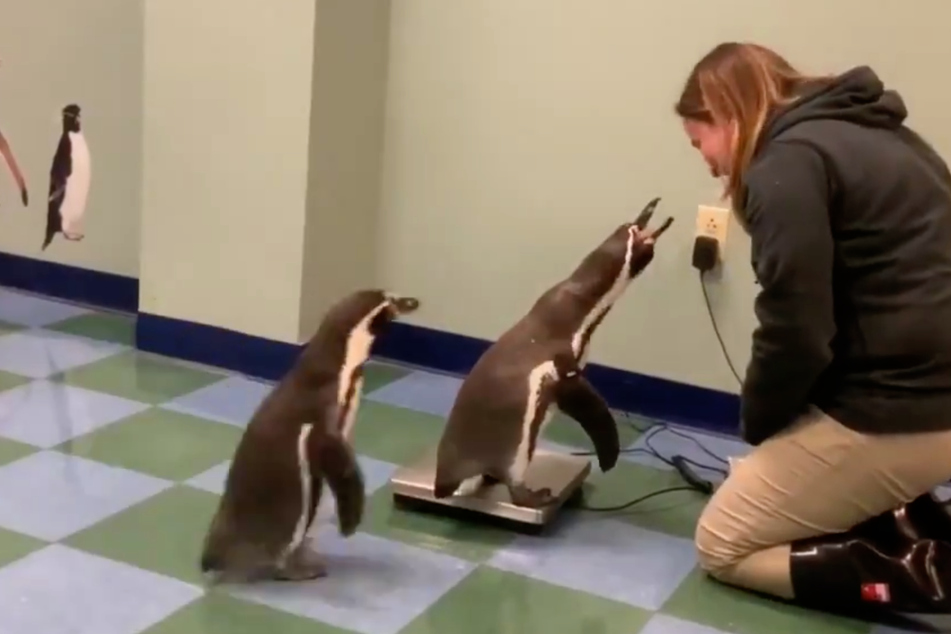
[695,408,951,599]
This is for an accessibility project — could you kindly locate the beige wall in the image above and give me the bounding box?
[0,0,142,277]
[298,0,392,340]
[17,1,950,396]
[377,0,951,393]
[138,0,390,345]
[139,0,316,342]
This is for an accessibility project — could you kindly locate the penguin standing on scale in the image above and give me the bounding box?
[200,289,420,583]
[43,103,90,249]
[433,197,674,508]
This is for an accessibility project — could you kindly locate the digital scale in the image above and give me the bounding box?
[389,447,592,534]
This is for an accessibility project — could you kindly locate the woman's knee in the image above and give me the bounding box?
[694,507,749,580]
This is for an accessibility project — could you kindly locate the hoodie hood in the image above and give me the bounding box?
[761,66,908,144]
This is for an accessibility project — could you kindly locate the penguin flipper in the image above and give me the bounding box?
[42,200,61,250]
[313,431,366,537]
[551,353,620,472]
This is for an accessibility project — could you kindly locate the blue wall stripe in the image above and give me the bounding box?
[0,252,138,313]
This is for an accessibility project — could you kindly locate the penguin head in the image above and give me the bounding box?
[323,289,420,341]
[62,104,81,132]
[373,292,421,334]
[611,196,674,279]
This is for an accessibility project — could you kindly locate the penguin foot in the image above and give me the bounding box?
[275,561,327,581]
[275,548,327,581]
[510,485,556,508]
[275,558,327,581]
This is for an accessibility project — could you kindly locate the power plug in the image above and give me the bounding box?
[692,205,729,272]
[692,235,719,272]
[671,455,715,495]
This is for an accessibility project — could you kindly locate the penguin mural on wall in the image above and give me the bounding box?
[43,103,90,249]
[432,197,675,508]
[0,125,29,208]
[200,289,421,582]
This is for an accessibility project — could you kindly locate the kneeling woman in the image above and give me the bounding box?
[675,42,951,622]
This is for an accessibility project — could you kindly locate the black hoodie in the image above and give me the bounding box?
[738,66,951,446]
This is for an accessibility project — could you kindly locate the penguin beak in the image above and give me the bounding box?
[633,197,661,230]
[389,296,420,315]
[647,216,674,241]
[633,197,674,241]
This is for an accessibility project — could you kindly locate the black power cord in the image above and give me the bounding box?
[569,414,730,513]
[580,485,701,512]
[699,270,743,385]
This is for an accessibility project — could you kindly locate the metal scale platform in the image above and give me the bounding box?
[389,447,592,534]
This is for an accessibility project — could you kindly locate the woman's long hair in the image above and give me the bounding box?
[675,42,830,213]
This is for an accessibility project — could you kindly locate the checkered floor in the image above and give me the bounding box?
[0,287,928,634]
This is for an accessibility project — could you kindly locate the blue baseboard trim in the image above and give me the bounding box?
[136,312,303,383]
[0,251,138,313]
[0,250,741,436]
[136,312,741,436]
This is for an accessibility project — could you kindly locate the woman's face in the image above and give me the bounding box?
[682,118,732,178]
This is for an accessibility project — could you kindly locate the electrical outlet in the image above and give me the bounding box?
[696,205,730,252]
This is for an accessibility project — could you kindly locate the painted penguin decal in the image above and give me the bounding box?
[44,103,90,249]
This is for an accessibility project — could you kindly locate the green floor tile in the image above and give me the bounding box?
[45,311,135,346]
[0,319,24,337]
[57,408,241,481]
[351,401,445,464]
[143,592,356,634]
[361,485,515,563]
[0,436,36,466]
[66,485,219,585]
[0,525,46,567]
[54,351,225,404]
[364,361,412,393]
[400,566,651,634]
[542,409,643,450]
[0,369,31,394]
[580,460,708,539]
[661,568,872,634]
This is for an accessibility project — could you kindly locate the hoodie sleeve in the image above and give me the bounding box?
[739,140,837,445]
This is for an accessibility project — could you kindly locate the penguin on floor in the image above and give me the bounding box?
[433,197,674,508]
[0,125,28,207]
[200,289,420,582]
[43,104,90,250]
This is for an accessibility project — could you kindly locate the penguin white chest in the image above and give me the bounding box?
[61,132,91,236]
[510,361,558,482]
[336,315,378,441]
